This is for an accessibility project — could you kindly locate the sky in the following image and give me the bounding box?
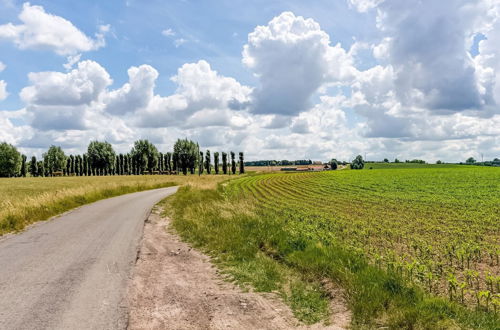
[0,0,499,162]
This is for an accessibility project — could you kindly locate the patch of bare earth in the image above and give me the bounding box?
[127,208,351,330]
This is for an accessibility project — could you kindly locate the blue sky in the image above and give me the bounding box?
[0,0,499,162]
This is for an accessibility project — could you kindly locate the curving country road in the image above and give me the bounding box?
[0,186,178,330]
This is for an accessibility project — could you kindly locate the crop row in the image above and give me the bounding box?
[228,167,500,311]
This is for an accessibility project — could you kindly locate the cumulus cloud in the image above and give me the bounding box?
[104,65,158,115]
[136,60,251,128]
[20,60,112,130]
[0,3,108,55]
[21,60,111,106]
[356,0,497,113]
[243,11,355,116]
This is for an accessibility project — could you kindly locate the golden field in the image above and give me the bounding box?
[0,174,230,235]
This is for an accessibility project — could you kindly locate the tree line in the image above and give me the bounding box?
[0,139,245,178]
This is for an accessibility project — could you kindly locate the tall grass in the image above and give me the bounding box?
[0,175,228,235]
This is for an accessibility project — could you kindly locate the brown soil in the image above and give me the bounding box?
[126,207,351,330]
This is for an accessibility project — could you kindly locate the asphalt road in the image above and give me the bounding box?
[0,186,178,330]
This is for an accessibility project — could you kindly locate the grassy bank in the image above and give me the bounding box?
[163,168,500,329]
[0,175,228,235]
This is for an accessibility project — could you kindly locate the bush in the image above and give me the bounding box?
[351,155,365,170]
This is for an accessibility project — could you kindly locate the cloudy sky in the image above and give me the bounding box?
[0,0,499,162]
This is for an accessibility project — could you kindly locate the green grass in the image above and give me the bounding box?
[165,167,500,328]
[0,174,227,235]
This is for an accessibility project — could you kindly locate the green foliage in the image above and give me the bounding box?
[87,141,116,175]
[199,151,204,174]
[230,151,236,174]
[43,145,66,175]
[222,152,228,174]
[205,150,211,174]
[214,152,219,174]
[130,139,158,174]
[164,152,171,174]
[466,157,476,164]
[20,155,27,177]
[330,158,338,170]
[0,142,22,177]
[29,156,38,177]
[70,155,75,175]
[173,139,199,175]
[383,158,389,163]
[37,161,44,177]
[351,155,364,170]
[239,152,245,174]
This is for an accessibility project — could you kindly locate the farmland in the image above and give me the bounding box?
[167,165,500,328]
[0,174,228,235]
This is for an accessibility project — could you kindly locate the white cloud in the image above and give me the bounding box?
[243,11,355,116]
[21,60,111,106]
[20,60,112,131]
[63,54,82,70]
[0,80,7,101]
[162,28,176,37]
[0,61,6,100]
[348,0,384,12]
[104,65,158,115]
[0,3,108,55]
[137,60,252,128]
[356,0,497,113]
[174,38,187,47]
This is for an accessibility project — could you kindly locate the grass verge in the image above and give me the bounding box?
[162,180,500,329]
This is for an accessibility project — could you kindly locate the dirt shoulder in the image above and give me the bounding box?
[126,207,350,330]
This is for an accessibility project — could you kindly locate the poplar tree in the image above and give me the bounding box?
[222,152,228,174]
[165,153,171,174]
[76,155,81,176]
[37,161,45,177]
[159,152,163,173]
[230,151,236,175]
[125,154,130,175]
[115,157,120,175]
[205,150,211,174]
[83,154,89,176]
[20,155,27,177]
[199,151,204,174]
[70,155,75,175]
[30,156,38,177]
[214,152,219,174]
[239,152,244,174]
[66,158,71,175]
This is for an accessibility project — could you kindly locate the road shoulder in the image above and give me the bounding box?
[126,207,350,330]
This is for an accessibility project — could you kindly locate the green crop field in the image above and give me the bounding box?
[167,166,500,328]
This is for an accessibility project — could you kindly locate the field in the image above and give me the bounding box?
[0,174,228,235]
[167,166,500,328]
